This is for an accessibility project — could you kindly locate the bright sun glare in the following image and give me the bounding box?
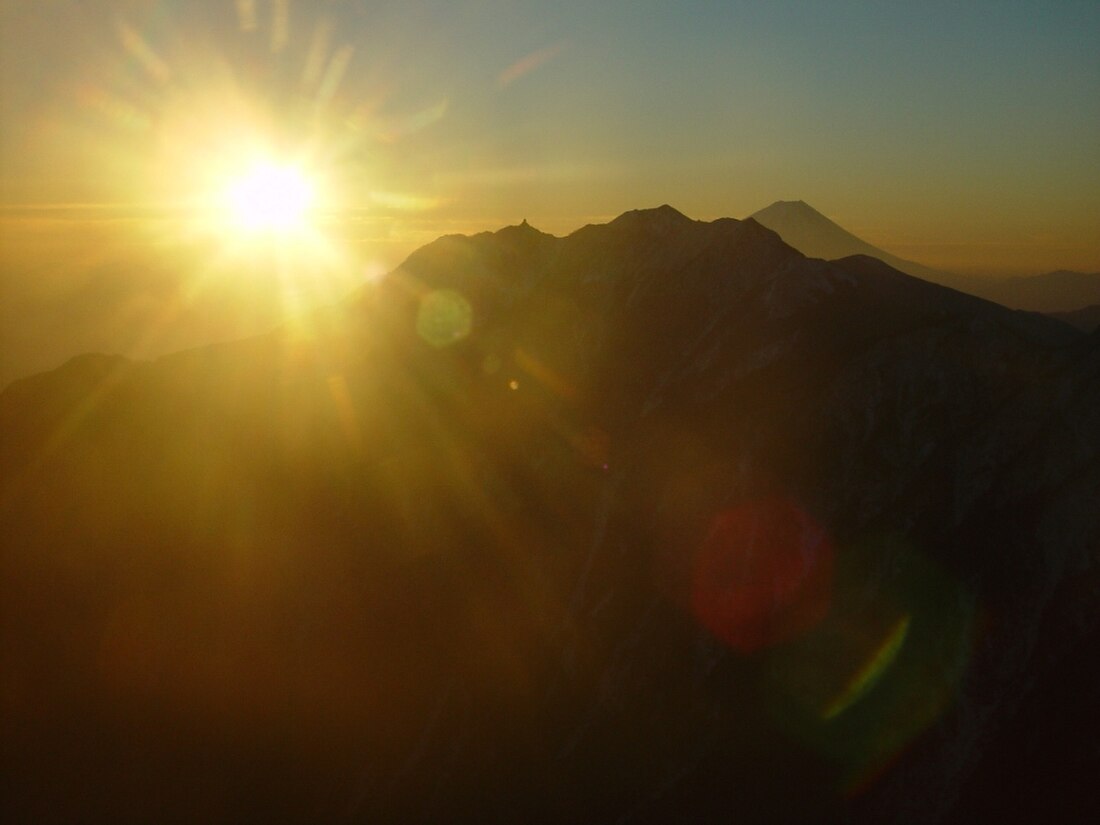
[223,161,315,232]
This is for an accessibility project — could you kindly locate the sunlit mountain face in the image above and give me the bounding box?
[2,208,1098,823]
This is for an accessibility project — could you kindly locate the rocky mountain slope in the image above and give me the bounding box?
[2,206,1097,823]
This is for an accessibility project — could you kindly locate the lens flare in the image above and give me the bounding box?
[691,498,834,654]
[416,289,473,347]
[822,613,911,720]
[763,536,976,795]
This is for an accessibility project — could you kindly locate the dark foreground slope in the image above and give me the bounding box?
[2,207,1098,823]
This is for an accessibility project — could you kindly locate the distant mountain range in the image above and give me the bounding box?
[1,200,1095,392]
[1048,304,1100,333]
[748,200,952,283]
[750,200,1100,318]
[2,207,1098,823]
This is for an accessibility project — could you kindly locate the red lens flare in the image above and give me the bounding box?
[691,498,835,653]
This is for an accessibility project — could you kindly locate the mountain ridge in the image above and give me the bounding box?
[2,207,1097,823]
[749,200,953,283]
[749,200,1100,313]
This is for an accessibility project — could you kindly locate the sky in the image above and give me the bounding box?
[1,0,1098,382]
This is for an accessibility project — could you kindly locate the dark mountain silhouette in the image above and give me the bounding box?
[2,207,1098,823]
[750,200,1100,313]
[1048,303,1100,333]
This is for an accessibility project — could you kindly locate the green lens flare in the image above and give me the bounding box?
[416,289,473,347]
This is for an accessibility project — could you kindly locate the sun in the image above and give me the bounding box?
[222,161,315,233]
